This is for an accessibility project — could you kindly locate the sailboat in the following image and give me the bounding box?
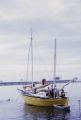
[20,35,69,107]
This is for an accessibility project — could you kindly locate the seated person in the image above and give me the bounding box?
[61,89,65,98]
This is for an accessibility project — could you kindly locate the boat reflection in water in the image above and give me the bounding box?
[23,104,70,120]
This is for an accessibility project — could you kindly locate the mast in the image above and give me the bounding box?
[31,29,33,87]
[53,38,56,88]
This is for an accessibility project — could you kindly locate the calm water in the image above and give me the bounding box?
[0,83,81,120]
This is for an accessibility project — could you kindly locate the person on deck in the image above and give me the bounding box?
[61,89,65,98]
[47,87,52,98]
[42,79,47,85]
[49,85,59,98]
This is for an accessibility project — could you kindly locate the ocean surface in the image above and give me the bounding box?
[0,82,81,120]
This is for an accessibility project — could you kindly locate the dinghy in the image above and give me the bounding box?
[54,105,70,111]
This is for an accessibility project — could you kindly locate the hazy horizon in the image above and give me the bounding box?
[0,0,81,82]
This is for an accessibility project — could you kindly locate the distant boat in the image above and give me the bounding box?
[19,36,69,107]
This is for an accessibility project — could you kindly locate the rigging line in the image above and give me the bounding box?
[68,83,74,97]
[61,78,77,97]
[26,29,34,88]
[26,41,32,82]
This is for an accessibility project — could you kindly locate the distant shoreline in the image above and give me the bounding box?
[0,80,81,86]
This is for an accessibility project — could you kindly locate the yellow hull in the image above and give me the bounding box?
[22,95,69,107]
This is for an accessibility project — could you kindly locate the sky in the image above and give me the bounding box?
[0,0,81,81]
